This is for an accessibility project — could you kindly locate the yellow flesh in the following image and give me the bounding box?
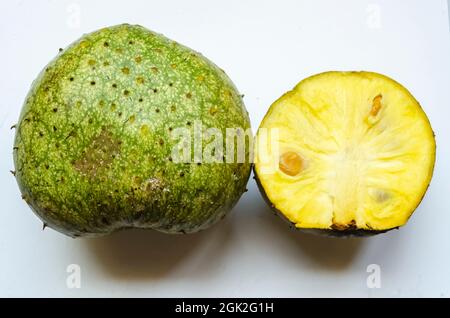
[255,72,435,231]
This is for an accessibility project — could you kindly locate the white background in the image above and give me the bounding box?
[0,0,449,297]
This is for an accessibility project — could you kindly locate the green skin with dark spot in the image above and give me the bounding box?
[14,24,252,237]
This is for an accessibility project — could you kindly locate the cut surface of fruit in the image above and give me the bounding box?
[255,71,435,233]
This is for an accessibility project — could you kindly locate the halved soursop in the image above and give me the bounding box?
[254,71,435,236]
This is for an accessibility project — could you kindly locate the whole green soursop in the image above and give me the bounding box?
[13,24,252,237]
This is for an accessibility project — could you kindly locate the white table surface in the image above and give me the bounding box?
[1,0,449,298]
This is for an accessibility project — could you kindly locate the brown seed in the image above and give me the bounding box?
[279,151,303,176]
[371,94,382,116]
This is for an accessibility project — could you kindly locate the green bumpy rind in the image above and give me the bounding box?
[14,24,252,237]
